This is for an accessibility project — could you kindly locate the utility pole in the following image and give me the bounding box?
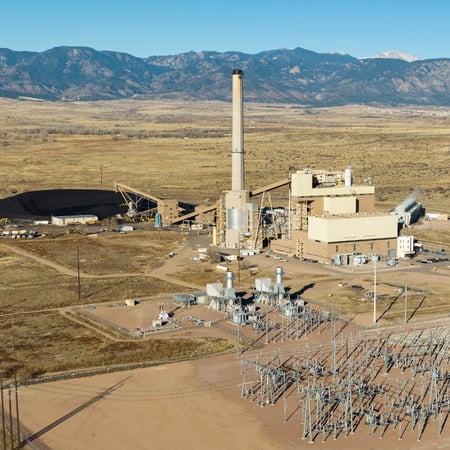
[404,282,408,323]
[237,297,242,356]
[1,378,6,450]
[14,373,20,448]
[373,258,377,323]
[77,246,81,304]
[288,168,291,240]
[8,389,13,450]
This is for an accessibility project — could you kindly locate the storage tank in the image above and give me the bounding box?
[224,271,235,298]
[344,166,353,187]
[225,271,234,290]
[274,266,284,294]
[155,213,161,228]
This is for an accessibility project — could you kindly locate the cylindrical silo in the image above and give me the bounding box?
[225,270,234,290]
[274,266,284,294]
[344,167,352,187]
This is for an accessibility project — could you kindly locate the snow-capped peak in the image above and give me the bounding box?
[361,50,420,62]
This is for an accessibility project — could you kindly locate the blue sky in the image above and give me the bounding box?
[1,0,448,59]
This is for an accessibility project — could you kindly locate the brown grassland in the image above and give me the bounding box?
[1,98,449,210]
[0,98,449,381]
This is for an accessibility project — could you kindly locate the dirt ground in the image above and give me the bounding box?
[16,346,449,450]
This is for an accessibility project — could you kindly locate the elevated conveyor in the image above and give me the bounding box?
[114,178,291,225]
[114,182,162,204]
[249,179,290,197]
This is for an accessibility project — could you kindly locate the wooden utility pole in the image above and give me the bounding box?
[8,389,13,450]
[77,246,81,303]
[404,282,408,323]
[1,378,6,450]
[373,259,377,323]
[14,373,20,448]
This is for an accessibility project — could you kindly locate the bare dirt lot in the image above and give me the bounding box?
[15,333,450,450]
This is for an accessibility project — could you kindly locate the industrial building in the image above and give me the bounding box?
[51,214,98,226]
[397,235,415,258]
[390,193,425,227]
[269,167,399,264]
[115,69,408,265]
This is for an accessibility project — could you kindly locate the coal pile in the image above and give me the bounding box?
[0,189,128,220]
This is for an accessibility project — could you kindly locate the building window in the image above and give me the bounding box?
[336,244,339,252]
[370,242,374,250]
[353,244,356,252]
[387,241,390,248]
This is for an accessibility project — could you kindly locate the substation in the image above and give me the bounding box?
[240,324,450,443]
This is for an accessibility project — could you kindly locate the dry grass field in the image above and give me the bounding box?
[0,231,233,380]
[1,310,232,379]
[1,99,449,211]
[0,98,449,385]
[0,231,187,314]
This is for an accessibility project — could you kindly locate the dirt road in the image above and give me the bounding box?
[0,241,202,290]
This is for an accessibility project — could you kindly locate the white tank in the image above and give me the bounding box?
[225,271,234,290]
[274,266,284,294]
[226,208,244,230]
[344,167,352,187]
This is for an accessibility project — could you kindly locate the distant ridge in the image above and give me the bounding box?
[0,46,449,106]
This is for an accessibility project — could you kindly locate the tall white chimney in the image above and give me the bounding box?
[224,69,253,249]
[231,69,244,191]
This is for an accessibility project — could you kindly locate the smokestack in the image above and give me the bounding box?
[232,69,244,191]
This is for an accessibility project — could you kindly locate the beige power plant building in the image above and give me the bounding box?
[215,70,398,264]
[271,168,398,264]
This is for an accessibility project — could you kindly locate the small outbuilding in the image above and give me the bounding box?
[51,214,98,226]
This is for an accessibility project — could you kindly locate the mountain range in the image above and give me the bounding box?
[0,46,449,106]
